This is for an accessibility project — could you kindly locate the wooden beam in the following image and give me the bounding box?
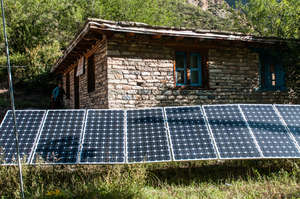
[126,32,135,37]
[90,28,113,38]
[175,36,184,41]
[152,34,162,39]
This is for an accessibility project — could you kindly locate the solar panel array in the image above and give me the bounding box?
[126,108,171,163]
[0,110,45,165]
[0,104,300,165]
[203,105,261,159]
[80,110,125,164]
[32,110,86,164]
[165,106,217,161]
[274,105,300,148]
[240,105,300,158]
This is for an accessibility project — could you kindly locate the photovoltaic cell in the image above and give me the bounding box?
[32,110,85,164]
[0,110,45,165]
[203,105,261,159]
[240,105,300,158]
[165,106,217,160]
[126,108,171,163]
[80,110,125,164]
[274,105,300,151]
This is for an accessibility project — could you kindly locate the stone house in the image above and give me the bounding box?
[52,18,298,109]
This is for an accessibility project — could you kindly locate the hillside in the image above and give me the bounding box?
[0,0,249,92]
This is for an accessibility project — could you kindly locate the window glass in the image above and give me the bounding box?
[191,55,198,68]
[259,53,285,91]
[191,71,199,84]
[176,71,185,84]
[175,51,207,87]
[176,54,185,69]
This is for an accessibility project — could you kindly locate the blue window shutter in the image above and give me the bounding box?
[261,54,272,89]
[175,52,187,86]
[275,63,286,90]
[190,53,202,86]
[264,60,272,89]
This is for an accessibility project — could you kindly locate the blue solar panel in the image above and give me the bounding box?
[274,105,300,150]
[203,105,261,159]
[80,110,125,164]
[240,105,300,158]
[126,108,171,163]
[32,110,86,164]
[165,106,217,161]
[0,110,46,165]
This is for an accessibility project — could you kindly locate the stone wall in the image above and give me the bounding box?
[63,39,108,109]
[106,35,294,109]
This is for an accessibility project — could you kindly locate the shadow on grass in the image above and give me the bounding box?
[146,159,300,186]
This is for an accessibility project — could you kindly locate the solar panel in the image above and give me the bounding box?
[203,105,261,159]
[0,110,46,165]
[79,110,125,164]
[31,110,86,164]
[165,106,217,161]
[274,105,300,151]
[240,105,300,158]
[126,108,171,163]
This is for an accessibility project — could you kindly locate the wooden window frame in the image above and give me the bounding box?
[174,50,209,89]
[87,54,95,93]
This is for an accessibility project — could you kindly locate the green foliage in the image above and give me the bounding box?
[235,0,300,39]
[0,0,298,90]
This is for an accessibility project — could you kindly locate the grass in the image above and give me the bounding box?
[0,160,299,199]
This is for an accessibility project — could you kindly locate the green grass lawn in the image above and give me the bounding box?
[0,160,299,199]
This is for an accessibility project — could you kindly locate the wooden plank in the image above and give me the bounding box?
[152,34,162,39]
[126,32,135,37]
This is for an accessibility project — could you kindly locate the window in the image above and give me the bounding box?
[66,72,70,98]
[260,53,286,91]
[175,51,207,87]
[87,55,95,93]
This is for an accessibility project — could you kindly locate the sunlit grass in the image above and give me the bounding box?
[0,159,299,199]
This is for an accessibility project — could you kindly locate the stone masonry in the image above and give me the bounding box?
[63,34,295,109]
[64,39,108,109]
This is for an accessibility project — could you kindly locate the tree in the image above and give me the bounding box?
[235,0,300,39]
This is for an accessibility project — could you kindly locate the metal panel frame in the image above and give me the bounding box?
[239,104,300,159]
[273,104,300,155]
[0,110,46,166]
[77,109,89,163]
[27,110,47,164]
[126,107,172,164]
[31,109,86,165]
[203,104,263,160]
[200,105,220,160]
[164,105,218,161]
[163,107,175,161]
[79,109,126,164]
[238,105,264,158]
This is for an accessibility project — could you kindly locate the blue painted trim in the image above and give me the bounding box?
[190,53,202,87]
[258,51,286,91]
[175,52,187,86]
